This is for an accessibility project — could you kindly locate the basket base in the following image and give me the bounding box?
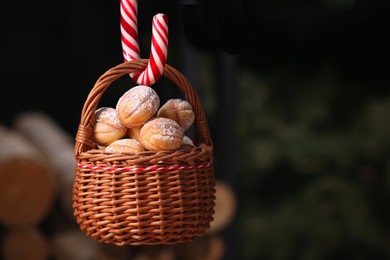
[72,154,216,246]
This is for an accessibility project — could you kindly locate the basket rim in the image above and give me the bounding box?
[74,59,213,156]
[75,142,213,169]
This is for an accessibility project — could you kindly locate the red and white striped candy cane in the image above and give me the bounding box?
[120,0,168,86]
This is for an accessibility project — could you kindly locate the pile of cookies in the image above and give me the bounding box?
[92,85,195,153]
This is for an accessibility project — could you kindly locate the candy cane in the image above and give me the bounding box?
[120,0,168,86]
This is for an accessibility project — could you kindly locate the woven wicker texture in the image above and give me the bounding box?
[73,59,216,246]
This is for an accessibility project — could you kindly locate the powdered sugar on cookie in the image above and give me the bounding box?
[116,85,160,127]
[92,107,127,146]
[139,117,184,151]
[95,107,124,130]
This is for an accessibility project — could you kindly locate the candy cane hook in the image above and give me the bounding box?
[120,0,168,86]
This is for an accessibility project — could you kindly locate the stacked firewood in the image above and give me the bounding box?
[0,123,54,260]
[0,111,237,260]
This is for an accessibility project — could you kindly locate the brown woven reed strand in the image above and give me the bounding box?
[72,59,216,246]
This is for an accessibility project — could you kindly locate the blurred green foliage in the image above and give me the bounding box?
[236,63,390,260]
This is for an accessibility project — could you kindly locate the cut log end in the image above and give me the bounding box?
[0,158,55,227]
[2,228,50,260]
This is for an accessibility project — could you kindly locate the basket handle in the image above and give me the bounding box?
[74,59,213,156]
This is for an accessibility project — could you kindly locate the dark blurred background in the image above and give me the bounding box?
[2,0,390,259]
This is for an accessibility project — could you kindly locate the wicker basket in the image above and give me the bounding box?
[72,59,216,246]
